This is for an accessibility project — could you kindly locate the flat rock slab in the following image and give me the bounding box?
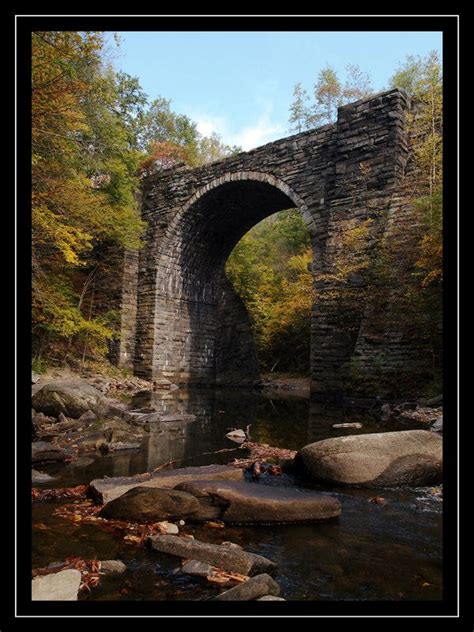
[213,574,280,601]
[174,480,341,524]
[90,464,244,505]
[99,487,201,522]
[32,569,81,601]
[32,441,67,463]
[295,429,443,487]
[148,535,277,576]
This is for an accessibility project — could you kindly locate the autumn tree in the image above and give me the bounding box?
[289,64,374,130]
[32,31,145,366]
[226,210,313,374]
[342,64,373,101]
[289,82,310,133]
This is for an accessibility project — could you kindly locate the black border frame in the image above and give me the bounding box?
[13,13,462,625]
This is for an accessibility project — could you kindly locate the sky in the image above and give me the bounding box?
[109,31,442,151]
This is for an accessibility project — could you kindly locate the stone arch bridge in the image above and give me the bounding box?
[117,89,414,398]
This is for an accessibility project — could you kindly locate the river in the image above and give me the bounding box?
[32,388,442,601]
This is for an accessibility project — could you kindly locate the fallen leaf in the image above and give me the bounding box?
[205,521,225,529]
[123,534,142,544]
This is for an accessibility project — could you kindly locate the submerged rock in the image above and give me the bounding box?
[295,430,442,487]
[32,380,109,419]
[174,479,341,524]
[90,464,244,505]
[99,487,201,522]
[100,560,127,575]
[213,573,280,601]
[147,534,276,576]
[31,569,81,601]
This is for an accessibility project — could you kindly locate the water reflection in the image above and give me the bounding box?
[33,387,442,602]
[42,388,427,487]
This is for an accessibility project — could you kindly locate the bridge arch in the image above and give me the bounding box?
[149,171,315,385]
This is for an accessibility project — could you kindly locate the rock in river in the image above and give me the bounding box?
[174,479,341,524]
[295,429,442,487]
[32,441,68,464]
[213,573,280,601]
[32,380,109,419]
[90,464,244,504]
[32,569,81,601]
[99,487,201,522]
[32,469,56,483]
[147,534,276,576]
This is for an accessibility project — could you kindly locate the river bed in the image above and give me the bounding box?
[32,388,442,601]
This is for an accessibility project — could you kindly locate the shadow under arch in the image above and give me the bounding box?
[150,171,315,386]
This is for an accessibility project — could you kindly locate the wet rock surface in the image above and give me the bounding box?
[99,487,201,522]
[148,534,277,576]
[90,464,244,504]
[32,441,69,463]
[100,560,127,575]
[295,430,442,487]
[174,479,342,523]
[213,573,280,601]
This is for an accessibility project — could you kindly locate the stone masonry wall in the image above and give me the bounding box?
[118,88,418,398]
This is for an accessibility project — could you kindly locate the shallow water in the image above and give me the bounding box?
[32,388,442,601]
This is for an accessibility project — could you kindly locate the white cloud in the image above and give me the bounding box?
[193,109,284,152]
[232,118,284,151]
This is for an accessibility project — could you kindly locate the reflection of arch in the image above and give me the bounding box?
[150,171,314,385]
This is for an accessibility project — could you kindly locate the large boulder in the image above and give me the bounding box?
[147,535,276,576]
[31,569,81,601]
[90,464,244,505]
[32,380,109,419]
[99,487,201,522]
[174,480,341,524]
[294,430,442,487]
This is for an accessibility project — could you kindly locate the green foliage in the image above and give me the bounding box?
[32,357,49,374]
[226,210,313,374]
[32,31,145,363]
